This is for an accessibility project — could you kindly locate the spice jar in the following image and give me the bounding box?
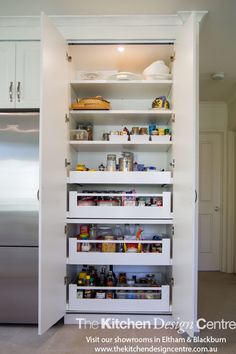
[131,127,140,135]
[106,154,117,171]
[139,127,148,135]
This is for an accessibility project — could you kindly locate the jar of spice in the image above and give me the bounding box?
[106,154,117,171]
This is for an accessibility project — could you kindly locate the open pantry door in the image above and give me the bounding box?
[39,13,68,334]
[172,13,199,337]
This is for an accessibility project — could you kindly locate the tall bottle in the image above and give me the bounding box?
[99,267,106,286]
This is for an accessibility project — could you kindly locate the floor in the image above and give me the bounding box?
[1,272,236,354]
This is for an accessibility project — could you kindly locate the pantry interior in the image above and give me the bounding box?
[39,13,200,337]
[67,43,174,315]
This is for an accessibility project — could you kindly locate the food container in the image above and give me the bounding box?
[71,129,88,141]
[102,236,116,253]
[106,154,117,171]
[131,127,140,135]
[119,153,134,171]
[139,127,148,135]
[96,291,106,299]
[103,133,110,141]
[127,278,135,286]
[97,226,113,237]
[81,242,91,252]
[77,290,84,299]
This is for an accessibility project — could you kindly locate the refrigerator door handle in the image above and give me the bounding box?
[9,82,13,102]
[17,81,21,102]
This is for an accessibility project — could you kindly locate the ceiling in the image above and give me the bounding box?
[1,0,236,102]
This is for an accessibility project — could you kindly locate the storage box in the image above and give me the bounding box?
[130,135,150,142]
[151,135,171,142]
[109,135,129,142]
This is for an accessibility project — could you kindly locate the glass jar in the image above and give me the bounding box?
[106,154,117,171]
[97,226,113,238]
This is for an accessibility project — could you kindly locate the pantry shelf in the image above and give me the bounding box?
[69,109,173,125]
[69,140,172,152]
[66,218,173,224]
[70,80,172,99]
[68,171,172,185]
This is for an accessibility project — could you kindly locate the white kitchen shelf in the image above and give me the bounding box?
[69,140,172,152]
[68,284,170,312]
[68,191,171,219]
[68,171,172,185]
[70,80,172,99]
[69,109,173,125]
[66,218,173,224]
[68,238,171,265]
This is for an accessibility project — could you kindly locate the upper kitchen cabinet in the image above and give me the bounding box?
[0,41,40,109]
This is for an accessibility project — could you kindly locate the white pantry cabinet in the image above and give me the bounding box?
[0,41,40,108]
[38,12,205,337]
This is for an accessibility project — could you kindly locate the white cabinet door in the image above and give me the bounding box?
[172,13,199,337]
[16,42,40,108]
[39,13,68,335]
[0,42,15,108]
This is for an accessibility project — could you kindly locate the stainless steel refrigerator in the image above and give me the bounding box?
[0,112,39,323]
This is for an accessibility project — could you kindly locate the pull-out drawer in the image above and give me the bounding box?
[68,284,171,313]
[68,171,172,185]
[68,191,171,219]
[68,238,171,265]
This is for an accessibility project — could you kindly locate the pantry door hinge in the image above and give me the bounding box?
[64,276,69,285]
[171,226,175,236]
[171,113,175,123]
[171,278,174,286]
[66,52,72,62]
[65,158,71,168]
[170,53,175,62]
[64,225,67,234]
[65,114,70,123]
[170,159,175,169]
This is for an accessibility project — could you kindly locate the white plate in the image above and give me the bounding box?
[108,72,141,80]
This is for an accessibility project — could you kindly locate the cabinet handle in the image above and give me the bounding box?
[9,82,13,102]
[17,81,21,102]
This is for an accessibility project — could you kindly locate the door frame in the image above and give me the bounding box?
[199,129,235,273]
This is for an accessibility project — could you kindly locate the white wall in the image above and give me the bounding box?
[199,102,227,131]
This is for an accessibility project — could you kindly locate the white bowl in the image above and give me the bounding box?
[143,60,169,76]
